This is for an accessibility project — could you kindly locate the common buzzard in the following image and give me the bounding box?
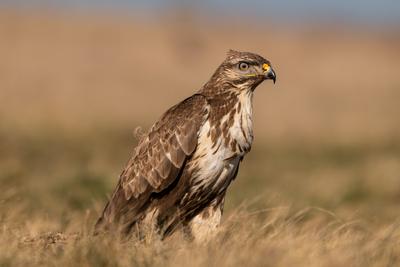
[95,50,276,241]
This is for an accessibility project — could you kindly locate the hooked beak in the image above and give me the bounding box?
[262,63,276,84]
[266,68,276,84]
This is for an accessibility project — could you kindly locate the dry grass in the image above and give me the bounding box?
[3,205,400,267]
[0,9,400,266]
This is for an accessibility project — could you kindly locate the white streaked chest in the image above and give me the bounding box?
[189,91,254,191]
[229,91,254,152]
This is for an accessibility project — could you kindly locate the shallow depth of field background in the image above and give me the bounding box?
[0,1,400,266]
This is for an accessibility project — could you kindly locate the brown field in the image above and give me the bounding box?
[0,9,400,266]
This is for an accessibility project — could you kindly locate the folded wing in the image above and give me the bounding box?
[96,94,208,231]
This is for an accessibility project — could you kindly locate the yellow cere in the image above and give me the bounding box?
[262,63,270,72]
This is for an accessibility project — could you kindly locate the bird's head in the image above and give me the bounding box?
[203,50,276,94]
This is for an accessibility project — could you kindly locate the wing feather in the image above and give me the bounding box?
[119,94,208,200]
[95,94,209,233]
[95,94,212,235]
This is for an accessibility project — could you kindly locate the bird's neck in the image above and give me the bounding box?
[202,87,254,128]
[202,87,254,156]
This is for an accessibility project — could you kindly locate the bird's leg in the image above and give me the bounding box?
[186,196,225,242]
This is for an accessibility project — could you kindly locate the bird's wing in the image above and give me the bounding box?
[119,94,208,200]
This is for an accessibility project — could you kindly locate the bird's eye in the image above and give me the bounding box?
[238,62,249,71]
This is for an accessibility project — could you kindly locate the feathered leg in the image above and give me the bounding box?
[186,196,225,242]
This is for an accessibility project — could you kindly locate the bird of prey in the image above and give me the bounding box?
[95,50,276,241]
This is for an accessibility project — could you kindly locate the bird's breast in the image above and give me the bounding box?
[187,91,254,194]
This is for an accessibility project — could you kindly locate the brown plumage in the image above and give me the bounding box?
[95,50,276,240]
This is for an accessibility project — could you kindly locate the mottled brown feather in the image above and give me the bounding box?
[95,94,209,233]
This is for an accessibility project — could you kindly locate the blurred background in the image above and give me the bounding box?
[0,0,399,229]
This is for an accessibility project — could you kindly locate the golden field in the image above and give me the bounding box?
[0,9,400,266]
